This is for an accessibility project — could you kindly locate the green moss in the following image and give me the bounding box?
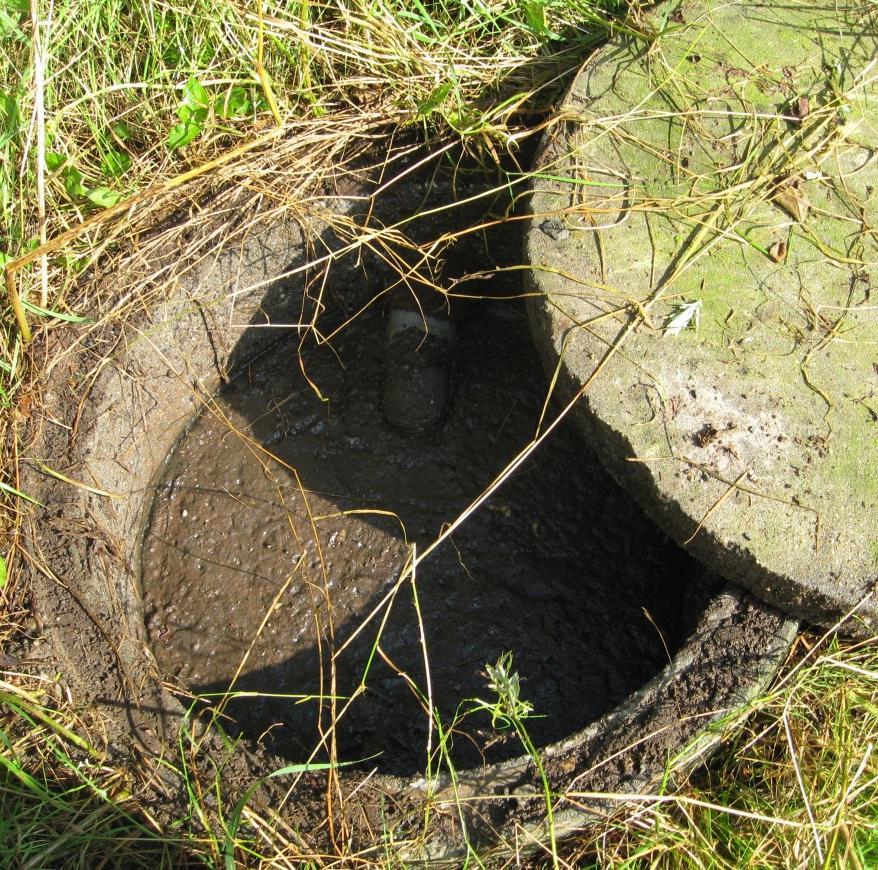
[529,0,878,622]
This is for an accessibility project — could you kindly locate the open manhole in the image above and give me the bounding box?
[23,159,797,859]
[140,292,696,777]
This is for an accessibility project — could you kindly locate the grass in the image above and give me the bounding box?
[1,623,876,866]
[577,631,878,868]
[1,0,877,866]
[471,652,560,866]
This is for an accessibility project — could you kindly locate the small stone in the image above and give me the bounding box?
[540,219,570,241]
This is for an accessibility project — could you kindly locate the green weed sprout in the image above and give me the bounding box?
[471,651,558,868]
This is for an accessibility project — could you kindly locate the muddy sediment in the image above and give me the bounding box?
[141,294,695,776]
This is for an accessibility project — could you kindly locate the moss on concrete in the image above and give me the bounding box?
[527,0,878,631]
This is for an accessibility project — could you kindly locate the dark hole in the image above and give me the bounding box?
[140,164,698,777]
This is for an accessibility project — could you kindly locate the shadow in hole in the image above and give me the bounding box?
[141,158,696,777]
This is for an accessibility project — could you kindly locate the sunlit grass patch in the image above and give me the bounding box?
[574,631,878,869]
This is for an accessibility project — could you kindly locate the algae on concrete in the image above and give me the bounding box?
[527,0,878,631]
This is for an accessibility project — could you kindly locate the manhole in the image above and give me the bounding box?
[140,295,696,778]
[23,163,797,859]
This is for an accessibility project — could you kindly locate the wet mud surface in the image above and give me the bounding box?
[139,168,697,776]
[141,303,696,776]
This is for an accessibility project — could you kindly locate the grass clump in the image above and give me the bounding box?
[1,0,621,258]
[575,632,878,869]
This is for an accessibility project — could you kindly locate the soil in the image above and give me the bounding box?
[140,296,695,776]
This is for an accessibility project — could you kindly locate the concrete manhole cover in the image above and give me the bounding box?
[527,0,878,634]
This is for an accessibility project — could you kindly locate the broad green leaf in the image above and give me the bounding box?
[181,76,210,112]
[101,149,131,178]
[0,90,19,144]
[167,119,202,150]
[174,77,210,136]
[523,0,561,39]
[111,121,131,141]
[55,254,89,272]
[215,86,250,118]
[44,151,66,171]
[86,186,123,207]
[416,82,454,117]
[0,9,20,39]
[63,167,86,198]
[0,0,27,38]
[178,103,207,125]
[162,45,181,66]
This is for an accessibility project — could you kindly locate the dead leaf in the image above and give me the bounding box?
[694,423,719,447]
[769,240,788,262]
[792,96,809,122]
[15,393,32,421]
[773,180,810,222]
[0,652,21,669]
[663,299,702,336]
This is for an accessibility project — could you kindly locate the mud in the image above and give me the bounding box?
[141,296,694,775]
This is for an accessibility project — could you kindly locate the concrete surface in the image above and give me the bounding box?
[527,0,878,632]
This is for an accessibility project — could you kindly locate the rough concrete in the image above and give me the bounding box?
[527,0,878,633]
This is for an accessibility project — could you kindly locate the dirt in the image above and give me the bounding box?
[140,295,695,776]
